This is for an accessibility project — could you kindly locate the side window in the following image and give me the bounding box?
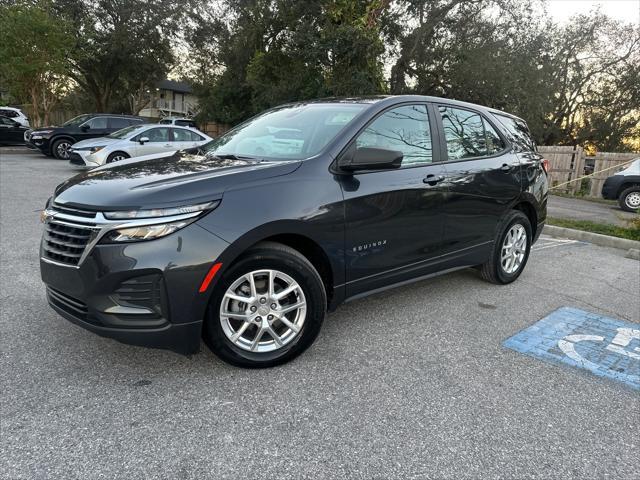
[438,106,506,160]
[172,128,192,142]
[85,116,108,129]
[485,121,506,154]
[144,127,171,142]
[1,110,17,118]
[190,131,205,141]
[109,117,130,129]
[494,114,536,152]
[1,117,14,125]
[355,104,433,167]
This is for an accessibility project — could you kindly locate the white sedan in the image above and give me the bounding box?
[68,124,212,167]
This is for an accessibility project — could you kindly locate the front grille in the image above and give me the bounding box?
[43,206,98,266]
[51,202,97,218]
[47,287,88,320]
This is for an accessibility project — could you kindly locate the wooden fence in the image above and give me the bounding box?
[538,146,638,198]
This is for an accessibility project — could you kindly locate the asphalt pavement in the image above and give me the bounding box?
[548,194,637,227]
[1,149,639,479]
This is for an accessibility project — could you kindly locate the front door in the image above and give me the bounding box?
[434,105,522,256]
[76,116,111,142]
[341,103,448,298]
[133,127,174,156]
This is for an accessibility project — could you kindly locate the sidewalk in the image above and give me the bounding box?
[548,194,637,227]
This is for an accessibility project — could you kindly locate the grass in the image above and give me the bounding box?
[547,217,640,242]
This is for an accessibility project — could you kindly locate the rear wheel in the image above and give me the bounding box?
[204,242,326,368]
[618,186,640,212]
[106,151,130,163]
[479,210,532,284]
[52,139,72,160]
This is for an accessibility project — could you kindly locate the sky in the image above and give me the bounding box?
[546,0,640,24]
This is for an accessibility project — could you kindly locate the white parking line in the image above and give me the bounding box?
[532,237,581,251]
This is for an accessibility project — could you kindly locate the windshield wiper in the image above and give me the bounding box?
[209,153,260,161]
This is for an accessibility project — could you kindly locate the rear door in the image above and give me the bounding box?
[341,103,448,297]
[108,116,132,134]
[434,104,521,257]
[172,128,204,150]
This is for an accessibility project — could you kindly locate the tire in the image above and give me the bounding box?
[203,242,327,368]
[618,186,640,213]
[479,210,532,284]
[106,151,130,163]
[52,138,72,160]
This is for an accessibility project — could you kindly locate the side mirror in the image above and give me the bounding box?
[338,146,403,172]
[139,136,149,144]
[80,124,90,131]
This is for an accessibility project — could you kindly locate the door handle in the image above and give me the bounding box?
[500,163,516,172]
[423,174,445,186]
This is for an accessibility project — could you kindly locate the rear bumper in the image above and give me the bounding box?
[40,222,230,354]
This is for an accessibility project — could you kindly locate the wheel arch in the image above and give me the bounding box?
[207,222,341,310]
[512,199,538,238]
[617,180,640,198]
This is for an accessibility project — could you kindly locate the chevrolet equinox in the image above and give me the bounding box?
[40,96,548,368]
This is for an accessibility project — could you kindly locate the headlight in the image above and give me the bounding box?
[34,130,54,137]
[103,220,192,243]
[90,146,106,153]
[104,201,219,220]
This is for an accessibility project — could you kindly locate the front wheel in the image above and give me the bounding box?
[106,151,130,163]
[479,210,532,284]
[618,186,640,212]
[52,139,72,160]
[204,242,326,368]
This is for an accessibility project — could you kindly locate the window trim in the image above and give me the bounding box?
[432,103,511,164]
[332,101,443,174]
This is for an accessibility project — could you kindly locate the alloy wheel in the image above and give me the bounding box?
[219,269,307,353]
[501,223,527,274]
[56,141,71,159]
[624,191,640,210]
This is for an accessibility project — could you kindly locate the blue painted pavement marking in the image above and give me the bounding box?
[504,307,640,390]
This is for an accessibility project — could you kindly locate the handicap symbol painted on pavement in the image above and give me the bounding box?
[504,307,640,390]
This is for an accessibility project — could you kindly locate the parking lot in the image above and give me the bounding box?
[1,149,639,479]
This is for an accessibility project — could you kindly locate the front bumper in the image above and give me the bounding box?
[40,222,230,354]
[28,135,52,154]
[601,176,622,200]
[69,150,100,168]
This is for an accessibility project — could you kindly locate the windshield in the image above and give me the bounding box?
[107,125,143,139]
[201,104,366,160]
[63,114,93,127]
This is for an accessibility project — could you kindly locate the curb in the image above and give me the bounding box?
[543,225,640,252]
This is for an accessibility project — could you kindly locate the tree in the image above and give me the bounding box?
[53,0,188,113]
[187,0,393,125]
[543,11,640,149]
[0,1,73,126]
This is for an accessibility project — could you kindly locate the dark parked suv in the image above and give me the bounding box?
[26,113,144,159]
[40,96,548,367]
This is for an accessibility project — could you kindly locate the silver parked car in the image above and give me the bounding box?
[68,124,212,167]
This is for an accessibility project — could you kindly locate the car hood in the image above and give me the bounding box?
[53,151,302,210]
[71,137,121,148]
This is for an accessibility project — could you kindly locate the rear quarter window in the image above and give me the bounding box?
[494,114,536,152]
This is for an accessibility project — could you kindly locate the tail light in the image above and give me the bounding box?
[541,158,550,174]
